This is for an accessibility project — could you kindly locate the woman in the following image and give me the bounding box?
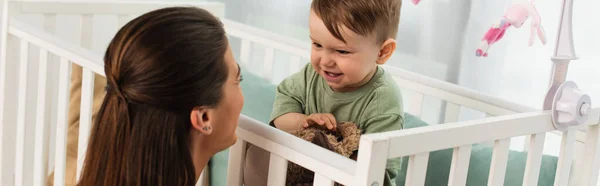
[77,7,244,186]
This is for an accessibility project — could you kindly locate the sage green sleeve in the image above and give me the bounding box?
[269,65,309,126]
[362,113,403,134]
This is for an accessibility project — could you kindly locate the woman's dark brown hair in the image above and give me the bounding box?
[77,7,228,186]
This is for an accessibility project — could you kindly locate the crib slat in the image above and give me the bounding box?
[76,68,95,180]
[225,139,247,186]
[487,138,511,186]
[0,0,7,182]
[408,93,424,118]
[405,152,429,186]
[579,124,600,185]
[33,49,49,186]
[74,14,94,180]
[263,47,274,81]
[289,56,300,75]
[448,145,472,186]
[14,39,29,186]
[267,153,288,186]
[0,1,7,184]
[522,132,546,186]
[355,138,389,186]
[313,173,334,186]
[554,129,576,186]
[53,58,72,186]
[240,39,251,65]
[444,102,460,123]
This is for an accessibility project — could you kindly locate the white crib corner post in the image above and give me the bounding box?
[0,0,7,184]
[226,137,247,186]
[578,122,600,186]
[355,135,389,186]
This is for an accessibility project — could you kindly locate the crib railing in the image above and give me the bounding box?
[2,17,104,186]
[227,116,358,185]
[361,109,600,186]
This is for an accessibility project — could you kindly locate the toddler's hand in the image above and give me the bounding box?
[302,113,337,130]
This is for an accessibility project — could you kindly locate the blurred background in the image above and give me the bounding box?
[197,0,599,110]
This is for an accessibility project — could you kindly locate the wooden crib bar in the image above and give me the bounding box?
[407,92,424,118]
[0,0,7,183]
[33,49,50,186]
[487,138,511,186]
[444,102,460,123]
[267,154,288,185]
[75,68,95,180]
[355,137,389,186]
[53,57,72,186]
[405,152,429,186]
[554,129,576,186]
[225,138,247,186]
[522,132,546,186]
[448,145,472,186]
[14,39,29,186]
[239,39,251,66]
[263,47,274,81]
[74,13,94,180]
[579,124,600,185]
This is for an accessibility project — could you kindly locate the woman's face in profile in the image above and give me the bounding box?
[208,44,245,149]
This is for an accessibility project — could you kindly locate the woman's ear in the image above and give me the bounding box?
[376,38,397,65]
[190,107,213,135]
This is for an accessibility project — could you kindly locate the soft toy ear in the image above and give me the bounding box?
[311,131,336,151]
[350,150,359,160]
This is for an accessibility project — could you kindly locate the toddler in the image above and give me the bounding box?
[270,0,404,185]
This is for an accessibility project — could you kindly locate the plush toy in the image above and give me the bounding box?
[475,0,546,57]
[285,122,362,186]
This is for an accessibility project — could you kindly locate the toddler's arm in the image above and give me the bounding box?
[270,65,310,131]
[272,113,307,132]
[273,113,337,132]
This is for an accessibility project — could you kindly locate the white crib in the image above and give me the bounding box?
[0,1,599,186]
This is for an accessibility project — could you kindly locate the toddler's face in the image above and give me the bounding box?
[308,10,383,92]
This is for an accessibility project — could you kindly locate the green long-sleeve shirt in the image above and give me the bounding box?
[270,64,404,186]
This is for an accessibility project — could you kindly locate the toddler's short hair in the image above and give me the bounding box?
[311,0,402,44]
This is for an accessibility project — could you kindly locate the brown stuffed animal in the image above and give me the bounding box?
[285,122,362,186]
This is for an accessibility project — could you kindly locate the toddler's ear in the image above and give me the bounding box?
[376,38,397,65]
